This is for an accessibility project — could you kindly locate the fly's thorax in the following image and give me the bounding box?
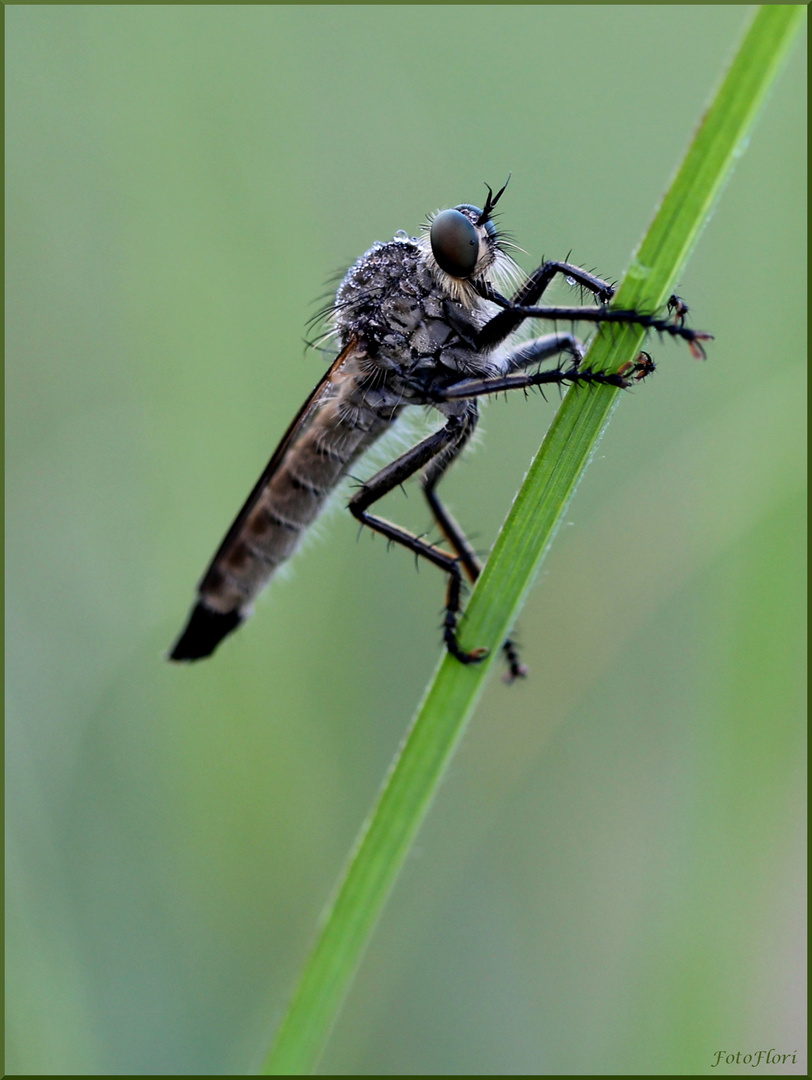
[332,237,502,387]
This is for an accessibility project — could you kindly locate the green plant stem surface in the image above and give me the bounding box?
[262,6,805,1073]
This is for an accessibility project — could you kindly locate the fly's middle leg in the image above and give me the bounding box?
[438,332,656,404]
[501,329,653,390]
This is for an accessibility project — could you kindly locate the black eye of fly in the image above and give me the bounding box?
[430,208,479,278]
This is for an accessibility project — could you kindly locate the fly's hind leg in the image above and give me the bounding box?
[422,331,588,681]
[348,415,489,667]
[423,332,655,676]
[420,411,528,681]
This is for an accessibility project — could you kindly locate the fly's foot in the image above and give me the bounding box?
[569,366,630,390]
[442,572,525,678]
[667,294,689,327]
[502,638,528,683]
[443,568,489,665]
[685,331,713,361]
[617,351,656,386]
[644,315,713,359]
[443,612,489,665]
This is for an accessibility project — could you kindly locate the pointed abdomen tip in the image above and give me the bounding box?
[168,602,243,662]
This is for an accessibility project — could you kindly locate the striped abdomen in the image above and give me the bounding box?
[170,347,399,660]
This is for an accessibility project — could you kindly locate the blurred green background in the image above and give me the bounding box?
[6,6,805,1075]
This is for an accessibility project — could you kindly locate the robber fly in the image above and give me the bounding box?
[169,180,709,678]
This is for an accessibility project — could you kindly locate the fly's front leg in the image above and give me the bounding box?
[478,262,693,350]
[348,417,489,667]
[511,261,615,308]
[478,301,712,357]
[509,261,688,321]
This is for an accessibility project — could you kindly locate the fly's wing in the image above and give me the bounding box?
[169,339,360,661]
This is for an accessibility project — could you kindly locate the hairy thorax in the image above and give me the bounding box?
[332,238,506,403]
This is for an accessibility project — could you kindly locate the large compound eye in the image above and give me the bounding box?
[430,209,479,278]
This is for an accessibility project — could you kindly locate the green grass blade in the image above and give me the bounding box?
[261,6,805,1074]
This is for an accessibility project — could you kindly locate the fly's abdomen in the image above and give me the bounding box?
[204,408,353,604]
[169,386,394,661]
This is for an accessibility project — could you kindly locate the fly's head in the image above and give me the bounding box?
[420,179,520,308]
